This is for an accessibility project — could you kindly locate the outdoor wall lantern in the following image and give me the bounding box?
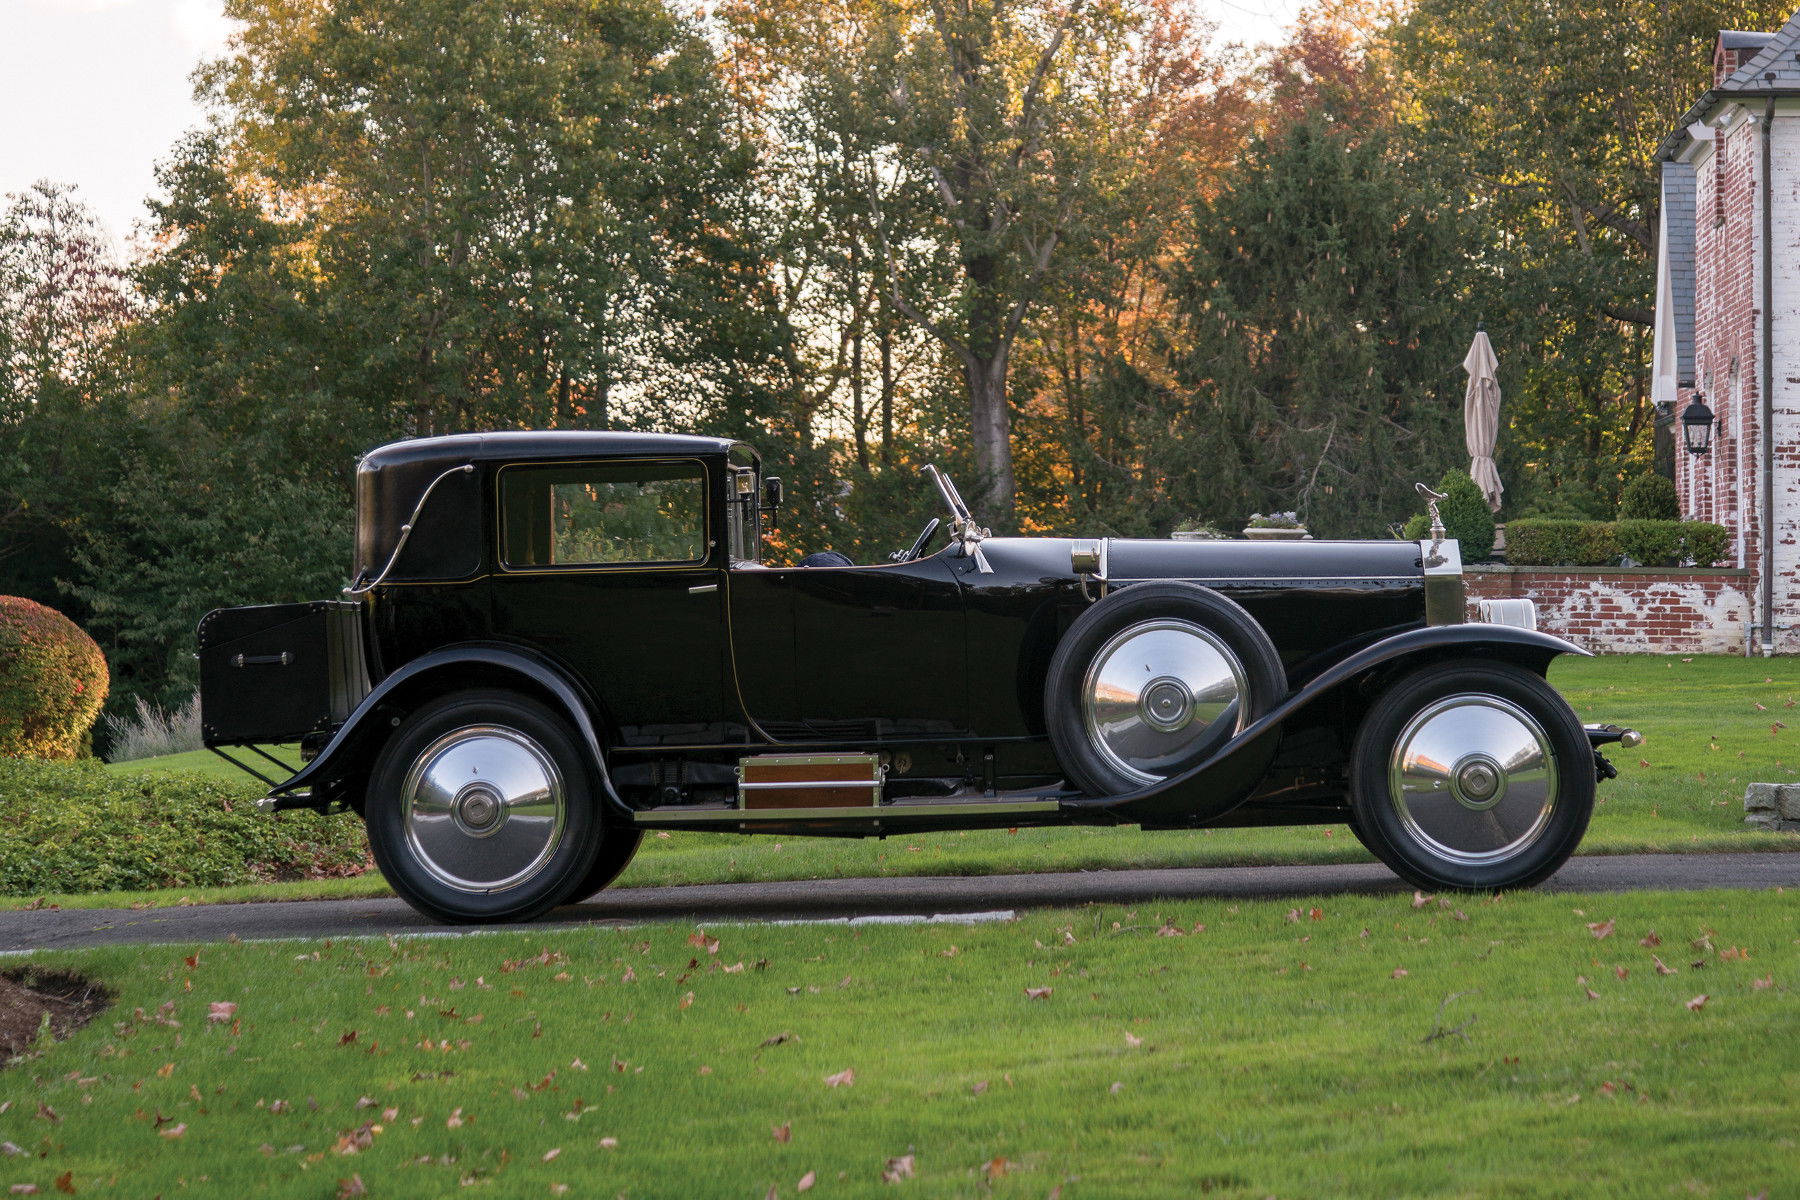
[1682,395,1716,455]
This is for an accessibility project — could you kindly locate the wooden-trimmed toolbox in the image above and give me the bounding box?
[735,754,884,809]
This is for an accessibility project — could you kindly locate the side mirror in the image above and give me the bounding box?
[763,476,783,509]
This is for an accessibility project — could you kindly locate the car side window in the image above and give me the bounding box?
[501,461,707,568]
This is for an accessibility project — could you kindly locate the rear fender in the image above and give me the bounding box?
[1073,624,1589,824]
[266,643,627,818]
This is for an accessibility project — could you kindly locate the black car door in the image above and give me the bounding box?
[727,552,968,740]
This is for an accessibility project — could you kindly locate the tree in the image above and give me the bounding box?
[1165,113,1470,537]
[1386,0,1797,510]
[0,182,132,609]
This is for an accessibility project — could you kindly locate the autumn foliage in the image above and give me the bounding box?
[0,596,108,758]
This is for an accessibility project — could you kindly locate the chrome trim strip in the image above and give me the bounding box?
[635,800,1062,823]
[739,780,880,792]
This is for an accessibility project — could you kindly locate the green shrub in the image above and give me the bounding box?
[1618,473,1680,521]
[1613,519,1731,567]
[1399,469,1496,560]
[1683,522,1731,567]
[1505,519,1621,566]
[1505,519,1728,568]
[0,597,109,759]
[0,758,368,896]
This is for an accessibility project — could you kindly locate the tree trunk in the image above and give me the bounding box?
[966,352,1015,526]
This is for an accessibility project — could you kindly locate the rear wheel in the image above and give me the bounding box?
[1349,660,1593,891]
[565,828,643,904]
[1044,582,1285,797]
[366,689,601,924]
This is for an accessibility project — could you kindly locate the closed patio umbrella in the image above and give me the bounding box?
[1462,326,1503,512]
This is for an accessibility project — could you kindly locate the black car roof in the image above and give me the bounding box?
[359,430,743,471]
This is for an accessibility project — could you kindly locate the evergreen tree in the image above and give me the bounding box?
[1165,115,1469,538]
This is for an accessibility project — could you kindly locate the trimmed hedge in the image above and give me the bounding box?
[0,758,368,896]
[1506,518,1729,568]
[0,597,109,759]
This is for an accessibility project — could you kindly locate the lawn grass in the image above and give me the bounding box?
[21,653,1792,913]
[2,888,1796,1197]
[100,747,301,785]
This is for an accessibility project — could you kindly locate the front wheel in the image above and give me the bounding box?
[366,689,602,924]
[1349,660,1594,892]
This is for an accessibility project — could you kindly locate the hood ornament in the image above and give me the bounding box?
[1415,481,1449,568]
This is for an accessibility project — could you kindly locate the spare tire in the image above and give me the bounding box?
[1044,581,1285,797]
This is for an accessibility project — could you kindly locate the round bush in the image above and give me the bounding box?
[0,597,109,759]
[1618,473,1680,521]
[1400,469,1496,561]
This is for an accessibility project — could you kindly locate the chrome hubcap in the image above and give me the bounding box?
[1388,694,1556,864]
[402,725,567,893]
[1082,619,1248,786]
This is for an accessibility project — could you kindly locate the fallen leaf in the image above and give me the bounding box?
[1753,974,1775,990]
[1391,968,1409,979]
[1587,920,1615,940]
[1309,907,1324,921]
[823,1069,855,1088]
[208,1001,237,1023]
[1721,946,1748,961]
[35,1103,59,1124]
[446,1108,465,1129]
[1023,986,1053,1000]
[1284,908,1301,922]
[985,1157,1009,1181]
[1124,1032,1142,1048]
[335,1175,367,1199]
[797,1171,816,1192]
[687,930,720,955]
[1584,986,1601,1001]
[971,1081,989,1095]
[1155,924,1183,938]
[1686,994,1709,1011]
[882,1154,915,1183]
[1614,966,1629,980]
[1653,955,1677,976]
[761,1032,794,1048]
[12,1186,40,1196]
[1639,931,1662,948]
[678,992,694,1011]
[159,1124,187,1139]
[1109,1081,1124,1094]
[51,1173,71,1196]
[772,1123,791,1144]
[599,1137,619,1149]
[1412,891,1433,909]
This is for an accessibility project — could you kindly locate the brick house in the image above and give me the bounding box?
[1649,19,1800,654]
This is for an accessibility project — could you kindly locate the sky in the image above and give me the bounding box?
[0,0,1302,256]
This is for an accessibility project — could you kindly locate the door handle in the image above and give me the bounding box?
[688,583,719,595]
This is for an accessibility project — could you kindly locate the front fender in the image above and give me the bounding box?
[1070,624,1588,824]
[266,642,626,818]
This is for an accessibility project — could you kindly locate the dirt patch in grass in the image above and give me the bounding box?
[0,969,113,1062]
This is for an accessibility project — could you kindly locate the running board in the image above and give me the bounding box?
[633,798,1063,826]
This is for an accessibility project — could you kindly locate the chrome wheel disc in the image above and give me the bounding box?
[1387,694,1557,865]
[401,725,567,893]
[1081,619,1248,786]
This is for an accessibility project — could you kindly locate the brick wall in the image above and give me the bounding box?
[1466,567,1751,654]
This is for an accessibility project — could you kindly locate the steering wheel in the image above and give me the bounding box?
[893,517,941,563]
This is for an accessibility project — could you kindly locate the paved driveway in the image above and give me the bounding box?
[1,852,1794,952]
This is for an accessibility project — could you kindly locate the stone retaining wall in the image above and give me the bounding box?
[1465,565,1751,654]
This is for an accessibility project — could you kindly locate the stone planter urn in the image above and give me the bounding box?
[1242,527,1311,540]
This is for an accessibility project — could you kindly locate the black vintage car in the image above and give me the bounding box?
[198,431,1637,923]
